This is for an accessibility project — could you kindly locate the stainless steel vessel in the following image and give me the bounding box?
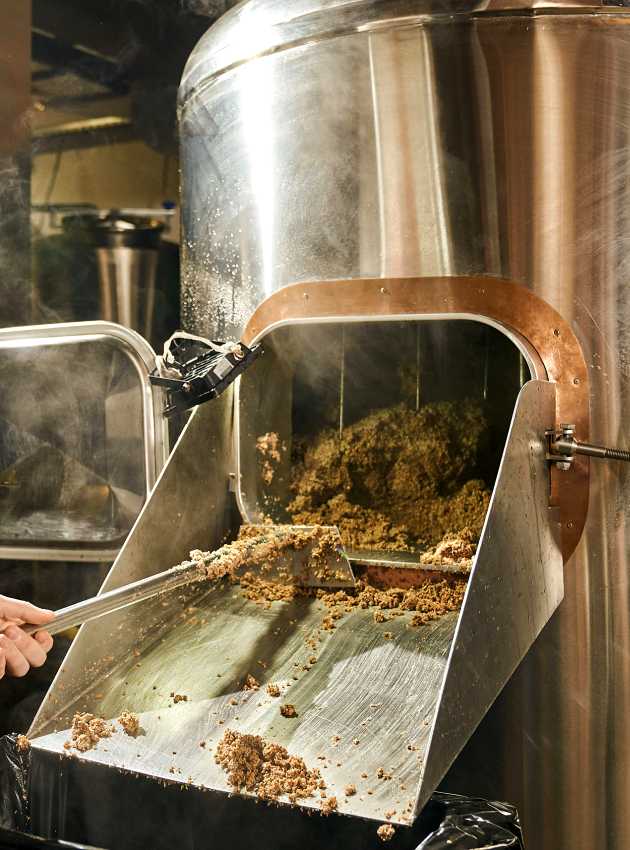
[178,1,630,848]
[63,213,164,341]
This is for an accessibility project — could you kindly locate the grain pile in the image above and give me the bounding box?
[170,692,188,703]
[64,713,113,752]
[118,711,140,737]
[420,526,478,569]
[238,572,466,629]
[256,431,283,485]
[288,401,490,555]
[189,524,347,588]
[215,729,323,804]
[16,734,30,753]
[377,823,396,842]
[321,796,338,814]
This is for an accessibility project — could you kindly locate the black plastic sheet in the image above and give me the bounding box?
[0,736,103,849]
[0,735,30,835]
[417,794,523,849]
[0,735,523,850]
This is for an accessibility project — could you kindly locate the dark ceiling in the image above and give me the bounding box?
[31,0,238,153]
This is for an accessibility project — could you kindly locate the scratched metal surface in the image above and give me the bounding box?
[417,381,563,812]
[31,580,457,826]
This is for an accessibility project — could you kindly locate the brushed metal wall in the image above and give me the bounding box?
[180,6,630,848]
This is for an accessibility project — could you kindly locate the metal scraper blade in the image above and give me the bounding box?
[237,524,355,588]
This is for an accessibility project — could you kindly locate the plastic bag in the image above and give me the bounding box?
[417,793,523,849]
[0,735,29,834]
[0,735,523,850]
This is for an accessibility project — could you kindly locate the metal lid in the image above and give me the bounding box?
[0,322,168,562]
[62,212,164,249]
[179,0,612,108]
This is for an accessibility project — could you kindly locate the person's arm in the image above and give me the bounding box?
[0,596,54,679]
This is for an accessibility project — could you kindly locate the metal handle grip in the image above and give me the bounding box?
[23,559,201,637]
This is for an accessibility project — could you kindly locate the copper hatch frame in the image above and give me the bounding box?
[243,275,589,562]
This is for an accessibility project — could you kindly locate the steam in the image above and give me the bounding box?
[0,155,31,328]
[0,337,147,545]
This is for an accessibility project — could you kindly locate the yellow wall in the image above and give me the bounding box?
[31,142,180,241]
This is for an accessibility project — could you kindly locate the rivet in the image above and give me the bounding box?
[380,287,388,295]
[573,377,580,385]
[567,521,574,529]
[553,328,561,337]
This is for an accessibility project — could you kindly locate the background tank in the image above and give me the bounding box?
[178,2,630,848]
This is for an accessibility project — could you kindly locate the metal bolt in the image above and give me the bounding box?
[182,382,192,393]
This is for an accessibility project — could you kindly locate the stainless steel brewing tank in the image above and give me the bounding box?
[62,213,164,341]
[179,2,630,849]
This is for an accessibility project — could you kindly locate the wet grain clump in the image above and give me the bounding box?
[289,401,490,554]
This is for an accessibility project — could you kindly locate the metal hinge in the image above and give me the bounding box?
[150,331,263,416]
[546,423,630,470]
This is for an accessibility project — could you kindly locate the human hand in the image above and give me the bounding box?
[0,596,54,679]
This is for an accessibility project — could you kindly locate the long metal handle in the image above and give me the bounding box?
[23,559,200,637]
[21,525,355,637]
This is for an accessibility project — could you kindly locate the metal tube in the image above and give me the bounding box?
[415,323,421,411]
[339,325,346,436]
[580,442,630,462]
[553,438,630,462]
[483,328,489,401]
[23,559,201,637]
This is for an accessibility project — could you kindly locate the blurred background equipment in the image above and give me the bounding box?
[0,0,232,738]
[33,206,177,347]
[76,212,164,341]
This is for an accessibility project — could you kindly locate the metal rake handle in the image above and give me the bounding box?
[23,559,201,637]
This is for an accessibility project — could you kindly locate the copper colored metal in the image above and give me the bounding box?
[243,275,589,561]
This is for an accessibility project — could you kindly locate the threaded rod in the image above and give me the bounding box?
[573,440,630,462]
[603,446,630,462]
[551,437,630,463]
